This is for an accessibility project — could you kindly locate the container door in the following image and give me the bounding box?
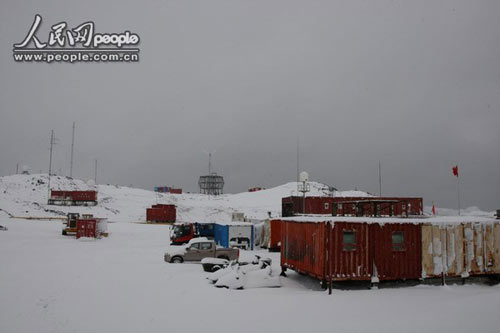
[449,224,465,276]
[184,242,201,261]
[331,222,372,280]
[85,221,97,238]
[199,241,215,258]
[485,224,495,272]
[372,223,421,281]
[471,223,485,274]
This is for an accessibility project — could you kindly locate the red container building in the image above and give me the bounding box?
[75,218,107,239]
[146,204,176,223]
[269,219,282,252]
[76,219,97,239]
[278,218,422,283]
[282,196,423,217]
[49,190,98,206]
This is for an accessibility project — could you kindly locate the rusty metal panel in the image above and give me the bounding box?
[471,223,485,274]
[269,219,282,251]
[432,225,444,276]
[421,224,434,277]
[448,224,465,276]
[485,224,495,272]
[463,223,474,274]
[371,223,421,280]
[147,205,176,222]
[330,222,372,280]
[281,221,326,280]
[492,223,500,273]
[76,219,97,239]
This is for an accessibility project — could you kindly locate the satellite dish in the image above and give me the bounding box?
[299,171,309,182]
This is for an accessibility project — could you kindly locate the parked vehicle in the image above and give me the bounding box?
[170,222,215,245]
[164,238,239,263]
[201,258,229,272]
[208,257,279,289]
[62,213,80,235]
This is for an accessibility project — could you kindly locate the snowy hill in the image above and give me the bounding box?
[0,174,371,223]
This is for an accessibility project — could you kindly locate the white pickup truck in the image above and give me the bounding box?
[164,238,239,263]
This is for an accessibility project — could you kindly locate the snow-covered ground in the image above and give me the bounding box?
[1,217,500,333]
[1,174,499,332]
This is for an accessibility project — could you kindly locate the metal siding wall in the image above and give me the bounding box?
[372,223,421,280]
[331,222,371,280]
[281,221,326,280]
[493,224,500,273]
[270,220,282,250]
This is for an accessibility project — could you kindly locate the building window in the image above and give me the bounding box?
[324,203,329,210]
[343,230,356,251]
[392,231,405,251]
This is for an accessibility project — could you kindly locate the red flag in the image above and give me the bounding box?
[452,165,459,177]
[432,203,436,215]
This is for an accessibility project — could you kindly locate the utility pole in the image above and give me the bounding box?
[16,163,19,174]
[47,130,57,199]
[94,159,98,183]
[457,172,461,216]
[208,152,212,174]
[296,137,300,185]
[378,161,382,197]
[70,121,75,178]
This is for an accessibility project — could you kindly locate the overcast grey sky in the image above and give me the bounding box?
[1,0,499,210]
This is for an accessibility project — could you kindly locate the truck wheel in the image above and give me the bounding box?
[211,265,222,272]
[62,229,67,236]
[171,256,183,263]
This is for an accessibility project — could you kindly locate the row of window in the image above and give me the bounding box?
[342,230,405,251]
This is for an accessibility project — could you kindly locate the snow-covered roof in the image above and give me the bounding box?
[279,215,498,225]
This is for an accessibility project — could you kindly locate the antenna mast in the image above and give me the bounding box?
[378,161,382,196]
[296,137,300,185]
[47,130,57,199]
[94,159,98,183]
[70,122,75,178]
[208,152,212,174]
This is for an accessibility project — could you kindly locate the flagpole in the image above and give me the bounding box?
[457,170,461,216]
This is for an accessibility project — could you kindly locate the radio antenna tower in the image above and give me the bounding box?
[70,122,75,178]
[199,150,224,195]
